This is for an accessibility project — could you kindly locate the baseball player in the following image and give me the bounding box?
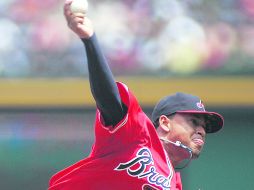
[48,1,224,189]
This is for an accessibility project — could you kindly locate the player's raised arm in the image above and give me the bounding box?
[63,0,127,126]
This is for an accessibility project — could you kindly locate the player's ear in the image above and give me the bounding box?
[158,115,171,132]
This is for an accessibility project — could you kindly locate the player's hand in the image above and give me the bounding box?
[64,0,94,39]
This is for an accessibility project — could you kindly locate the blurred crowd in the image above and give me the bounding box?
[0,0,254,77]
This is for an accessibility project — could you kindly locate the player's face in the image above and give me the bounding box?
[167,113,206,159]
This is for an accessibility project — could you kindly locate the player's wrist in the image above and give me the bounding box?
[79,30,94,39]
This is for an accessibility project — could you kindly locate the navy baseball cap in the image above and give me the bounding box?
[151,92,224,133]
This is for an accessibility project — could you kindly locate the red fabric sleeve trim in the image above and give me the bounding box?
[97,82,130,133]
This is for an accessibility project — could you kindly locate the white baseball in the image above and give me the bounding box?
[70,0,88,14]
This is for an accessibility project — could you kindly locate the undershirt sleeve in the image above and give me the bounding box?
[81,34,127,127]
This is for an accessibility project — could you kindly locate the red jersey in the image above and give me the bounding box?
[48,82,182,190]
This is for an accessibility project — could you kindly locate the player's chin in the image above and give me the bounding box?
[191,146,203,159]
[191,150,201,159]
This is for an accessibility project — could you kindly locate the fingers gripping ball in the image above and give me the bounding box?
[70,0,88,14]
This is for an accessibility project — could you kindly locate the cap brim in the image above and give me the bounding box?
[176,110,224,133]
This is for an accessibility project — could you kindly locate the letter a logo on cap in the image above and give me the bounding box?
[196,100,205,110]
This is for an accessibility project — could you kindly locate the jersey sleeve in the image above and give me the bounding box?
[96,82,130,133]
[90,82,155,157]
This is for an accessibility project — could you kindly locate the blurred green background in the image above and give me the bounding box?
[0,0,254,189]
